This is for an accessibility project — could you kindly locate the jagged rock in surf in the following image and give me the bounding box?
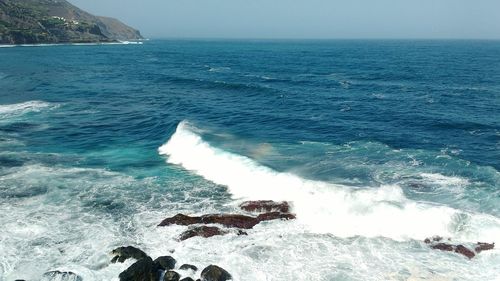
[256,212,296,222]
[239,200,290,213]
[153,256,177,270]
[41,271,82,281]
[424,236,445,244]
[164,270,181,281]
[475,242,495,253]
[430,242,475,259]
[425,238,494,259]
[200,265,232,281]
[159,212,296,229]
[118,256,155,281]
[180,278,195,281]
[179,226,228,241]
[454,245,476,259]
[179,226,248,241]
[159,214,202,226]
[179,264,198,272]
[159,214,259,229]
[111,246,149,263]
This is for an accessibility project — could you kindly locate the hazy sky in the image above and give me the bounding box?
[69,0,500,39]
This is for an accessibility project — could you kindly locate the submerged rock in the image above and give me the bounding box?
[179,226,228,241]
[41,271,82,281]
[475,242,495,253]
[201,265,232,281]
[111,246,149,263]
[179,264,198,272]
[239,200,290,213]
[164,270,181,281]
[180,278,195,281]
[118,256,155,281]
[154,256,177,270]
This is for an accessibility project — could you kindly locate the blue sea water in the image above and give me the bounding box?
[0,40,499,280]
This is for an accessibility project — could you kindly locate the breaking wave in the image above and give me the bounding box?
[159,121,500,242]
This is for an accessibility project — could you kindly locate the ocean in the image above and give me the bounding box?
[0,40,499,280]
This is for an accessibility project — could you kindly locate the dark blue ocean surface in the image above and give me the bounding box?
[0,40,499,280]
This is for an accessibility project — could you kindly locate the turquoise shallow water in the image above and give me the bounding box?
[0,40,499,280]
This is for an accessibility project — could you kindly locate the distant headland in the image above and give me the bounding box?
[0,0,142,45]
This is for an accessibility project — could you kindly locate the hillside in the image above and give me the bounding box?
[0,0,142,44]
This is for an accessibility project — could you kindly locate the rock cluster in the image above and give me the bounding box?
[424,236,495,259]
[159,200,295,240]
[110,246,232,281]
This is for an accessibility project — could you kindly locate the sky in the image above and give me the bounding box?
[69,0,500,39]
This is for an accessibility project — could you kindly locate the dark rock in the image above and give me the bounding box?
[239,200,290,213]
[180,264,198,271]
[455,245,475,259]
[164,271,181,281]
[430,243,476,259]
[179,226,228,241]
[424,236,444,244]
[41,271,82,281]
[154,256,177,270]
[159,212,296,229]
[200,214,259,229]
[180,278,195,281]
[159,214,202,227]
[256,212,296,222]
[119,256,154,281]
[431,243,454,252]
[111,246,149,263]
[200,265,232,281]
[475,242,494,253]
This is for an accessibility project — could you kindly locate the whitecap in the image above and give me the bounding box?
[0,101,59,119]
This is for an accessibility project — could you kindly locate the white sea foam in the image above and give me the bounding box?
[159,121,500,242]
[0,101,58,119]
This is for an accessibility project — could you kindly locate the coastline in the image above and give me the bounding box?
[0,40,145,48]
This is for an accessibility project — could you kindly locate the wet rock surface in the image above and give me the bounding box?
[118,256,155,281]
[179,264,198,272]
[425,237,495,259]
[154,256,177,270]
[111,246,149,263]
[108,246,232,281]
[201,265,232,281]
[158,200,295,230]
[239,200,290,213]
[164,270,181,281]
[179,226,229,241]
[475,242,495,253]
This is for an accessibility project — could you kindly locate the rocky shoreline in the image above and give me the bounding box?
[13,200,495,281]
[0,0,142,45]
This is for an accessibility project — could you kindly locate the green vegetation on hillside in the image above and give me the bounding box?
[0,0,142,44]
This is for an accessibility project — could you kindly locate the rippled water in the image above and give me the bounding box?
[0,40,499,281]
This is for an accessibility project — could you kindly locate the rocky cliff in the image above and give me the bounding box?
[0,0,142,44]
